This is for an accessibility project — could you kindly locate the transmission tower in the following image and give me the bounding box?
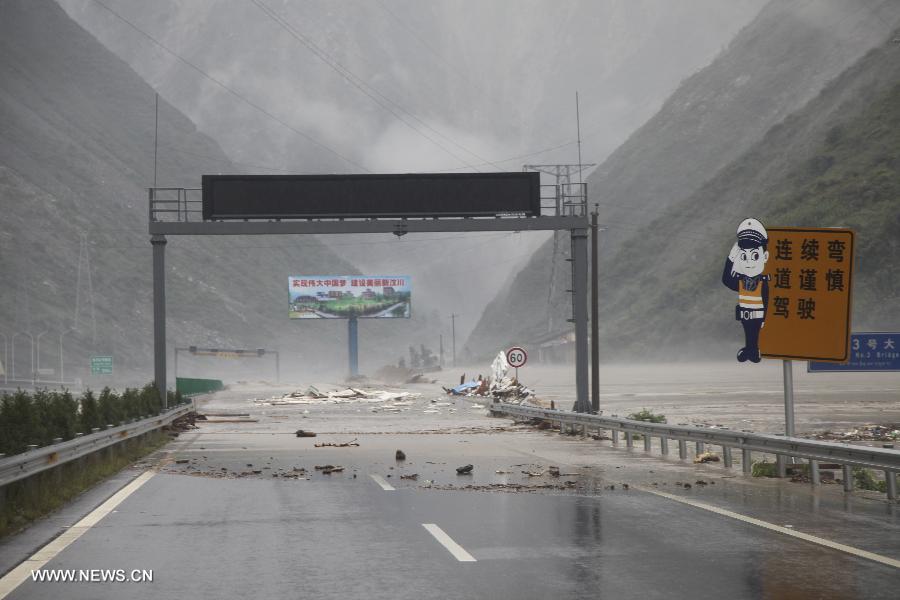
[74,233,97,346]
[523,164,596,334]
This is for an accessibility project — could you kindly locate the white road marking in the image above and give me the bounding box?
[641,487,900,570]
[369,474,395,491]
[0,470,156,598]
[422,524,477,562]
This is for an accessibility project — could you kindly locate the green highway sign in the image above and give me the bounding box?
[90,355,113,375]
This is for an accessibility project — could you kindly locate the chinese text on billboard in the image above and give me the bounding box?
[289,276,411,319]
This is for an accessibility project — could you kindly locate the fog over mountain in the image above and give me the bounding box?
[56,0,765,345]
[467,0,900,360]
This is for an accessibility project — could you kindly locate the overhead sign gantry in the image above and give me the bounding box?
[148,171,591,411]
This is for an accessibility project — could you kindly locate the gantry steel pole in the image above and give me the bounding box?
[590,209,600,413]
[151,234,167,407]
[571,227,590,413]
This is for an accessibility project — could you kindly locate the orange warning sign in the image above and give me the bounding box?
[759,228,853,362]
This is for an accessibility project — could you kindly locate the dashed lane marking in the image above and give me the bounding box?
[422,524,477,562]
[369,474,395,491]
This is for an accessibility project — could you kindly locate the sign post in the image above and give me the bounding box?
[759,227,854,436]
[506,346,527,381]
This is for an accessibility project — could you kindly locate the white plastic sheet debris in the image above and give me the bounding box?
[256,387,420,406]
[491,351,510,382]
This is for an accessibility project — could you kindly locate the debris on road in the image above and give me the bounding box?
[441,352,535,403]
[314,464,344,474]
[693,452,720,464]
[175,459,189,464]
[296,429,317,437]
[395,449,406,460]
[456,464,474,475]
[400,473,418,480]
[260,387,421,406]
[314,439,360,447]
[813,424,900,442]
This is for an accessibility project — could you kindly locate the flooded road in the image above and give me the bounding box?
[4,370,898,599]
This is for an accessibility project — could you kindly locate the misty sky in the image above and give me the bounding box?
[56,0,766,342]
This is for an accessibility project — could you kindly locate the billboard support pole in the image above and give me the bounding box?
[151,234,167,407]
[783,359,795,437]
[348,316,358,377]
[571,227,590,413]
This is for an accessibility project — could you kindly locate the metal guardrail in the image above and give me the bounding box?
[0,403,193,487]
[491,403,900,500]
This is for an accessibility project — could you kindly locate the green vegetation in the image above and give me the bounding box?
[0,429,170,538]
[0,385,184,456]
[627,408,667,424]
[751,460,777,478]
[852,467,888,493]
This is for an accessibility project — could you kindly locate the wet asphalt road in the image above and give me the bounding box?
[6,468,899,600]
[4,380,899,599]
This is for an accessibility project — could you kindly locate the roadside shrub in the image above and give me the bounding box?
[0,384,185,456]
[627,408,667,424]
[751,460,777,478]
[852,467,887,493]
[79,390,101,433]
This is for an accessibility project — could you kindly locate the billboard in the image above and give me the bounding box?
[289,276,411,319]
[203,173,540,220]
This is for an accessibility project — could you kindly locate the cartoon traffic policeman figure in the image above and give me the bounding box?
[722,218,770,363]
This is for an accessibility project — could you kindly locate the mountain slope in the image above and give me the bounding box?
[466,0,900,359]
[0,0,367,384]
[598,32,900,355]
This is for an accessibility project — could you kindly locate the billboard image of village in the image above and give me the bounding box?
[288,276,411,319]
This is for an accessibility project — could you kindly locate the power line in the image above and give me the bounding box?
[250,0,507,172]
[373,0,487,96]
[90,0,368,173]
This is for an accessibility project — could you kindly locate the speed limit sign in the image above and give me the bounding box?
[506,346,527,368]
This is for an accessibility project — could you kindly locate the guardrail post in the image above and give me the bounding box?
[842,465,853,492]
[611,429,619,445]
[678,440,687,459]
[742,449,752,475]
[776,455,787,478]
[660,436,669,455]
[625,432,634,448]
[695,441,704,456]
[581,424,587,439]
[722,446,733,469]
[643,435,651,452]
[886,471,897,501]
[809,459,820,485]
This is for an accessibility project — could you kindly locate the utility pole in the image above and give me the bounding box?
[439,334,444,367]
[450,314,458,367]
[591,205,600,413]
